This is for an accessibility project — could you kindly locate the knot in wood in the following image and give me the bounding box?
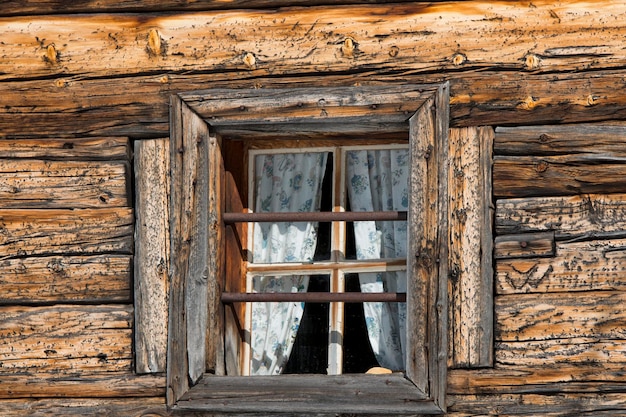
[341,37,357,58]
[452,53,466,66]
[389,46,400,57]
[535,160,549,173]
[586,94,599,106]
[243,52,256,69]
[518,96,538,110]
[524,53,541,70]
[539,133,552,143]
[54,78,67,88]
[146,29,166,57]
[43,44,59,65]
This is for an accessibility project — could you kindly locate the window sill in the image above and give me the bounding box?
[174,373,443,415]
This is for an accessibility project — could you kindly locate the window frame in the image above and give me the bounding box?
[167,84,450,414]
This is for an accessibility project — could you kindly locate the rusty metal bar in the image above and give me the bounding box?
[223,211,407,224]
[221,292,406,303]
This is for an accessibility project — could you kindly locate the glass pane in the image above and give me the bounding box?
[249,274,329,375]
[344,148,409,261]
[344,272,407,373]
[343,274,379,374]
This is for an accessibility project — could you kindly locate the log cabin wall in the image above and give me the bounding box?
[1,1,626,415]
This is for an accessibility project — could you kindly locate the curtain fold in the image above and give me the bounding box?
[346,149,409,371]
[250,152,327,375]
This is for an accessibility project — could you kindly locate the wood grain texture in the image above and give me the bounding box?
[495,124,626,157]
[0,373,165,398]
[0,137,130,159]
[0,255,131,303]
[495,193,626,239]
[448,126,493,368]
[0,159,129,208]
[493,155,626,198]
[495,232,555,260]
[496,291,626,342]
[176,374,434,415]
[497,238,626,294]
[0,208,133,259]
[134,138,170,374]
[2,4,625,81]
[0,304,132,374]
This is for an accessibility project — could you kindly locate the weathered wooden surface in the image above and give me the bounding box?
[494,232,555,260]
[176,374,436,415]
[495,193,626,239]
[0,137,130,159]
[447,126,493,368]
[0,159,129,208]
[495,124,626,157]
[496,291,626,342]
[0,304,132,374]
[493,155,626,198]
[134,139,170,374]
[3,4,626,138]
[0,255,131,303]
[0,208,133,258]
[0,373,165,399]
[497,238,626,294]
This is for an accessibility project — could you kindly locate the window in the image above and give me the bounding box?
[167,85,450,414]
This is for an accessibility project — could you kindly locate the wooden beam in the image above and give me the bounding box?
[134,138,170,374]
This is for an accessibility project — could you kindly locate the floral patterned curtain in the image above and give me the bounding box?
[346,149,409,371]
[250,152,328,375]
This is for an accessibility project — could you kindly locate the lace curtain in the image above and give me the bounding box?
[346,149,409,371]
[250,152,328,375]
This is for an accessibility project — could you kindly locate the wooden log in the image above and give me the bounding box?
[447,126,493,368]
[0,208,133,258]
[496,337,626,368]
[0,372,165,398]
[495,193,626,239]
[495,124,626,157]
[0,255,131,303]
[0,137,130,160]
[493,155,626,198]
[0,304,132,374]
[2,4,626,81]
[494,232,555,260]
[3,70,626,139]
[448,365,626,395]
[134,139,170,374]
[0,159,130,208]
[447,393,626,416]
[497,238,626,294]
[0,397,174,417]
[496,291,626,342]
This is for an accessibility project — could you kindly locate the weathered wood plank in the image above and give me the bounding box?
[0,372,165,398]
[497,238,626,294]
[0,208,134,259]
[494,232,555,260]
[448,365,626,395]
[2,4,626,81]
[0,0,419,17]
[495,124,626,157]
[496,337,626,368]
[493,155,626,198]
[0,397,174,417]
[447,126,493,368]
[3,70,626,139]
[0,255,131,303]
[495,193,626,239]
[176,374,434,415]
[447,393,626,416]
[0,304,132,374]
[0,137,130,159]
[496,291,626,342]
[0,159,130,208]
[134,138,170,374]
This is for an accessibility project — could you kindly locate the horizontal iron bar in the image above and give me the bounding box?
[221,292,406,303]
[223,211,407,223]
